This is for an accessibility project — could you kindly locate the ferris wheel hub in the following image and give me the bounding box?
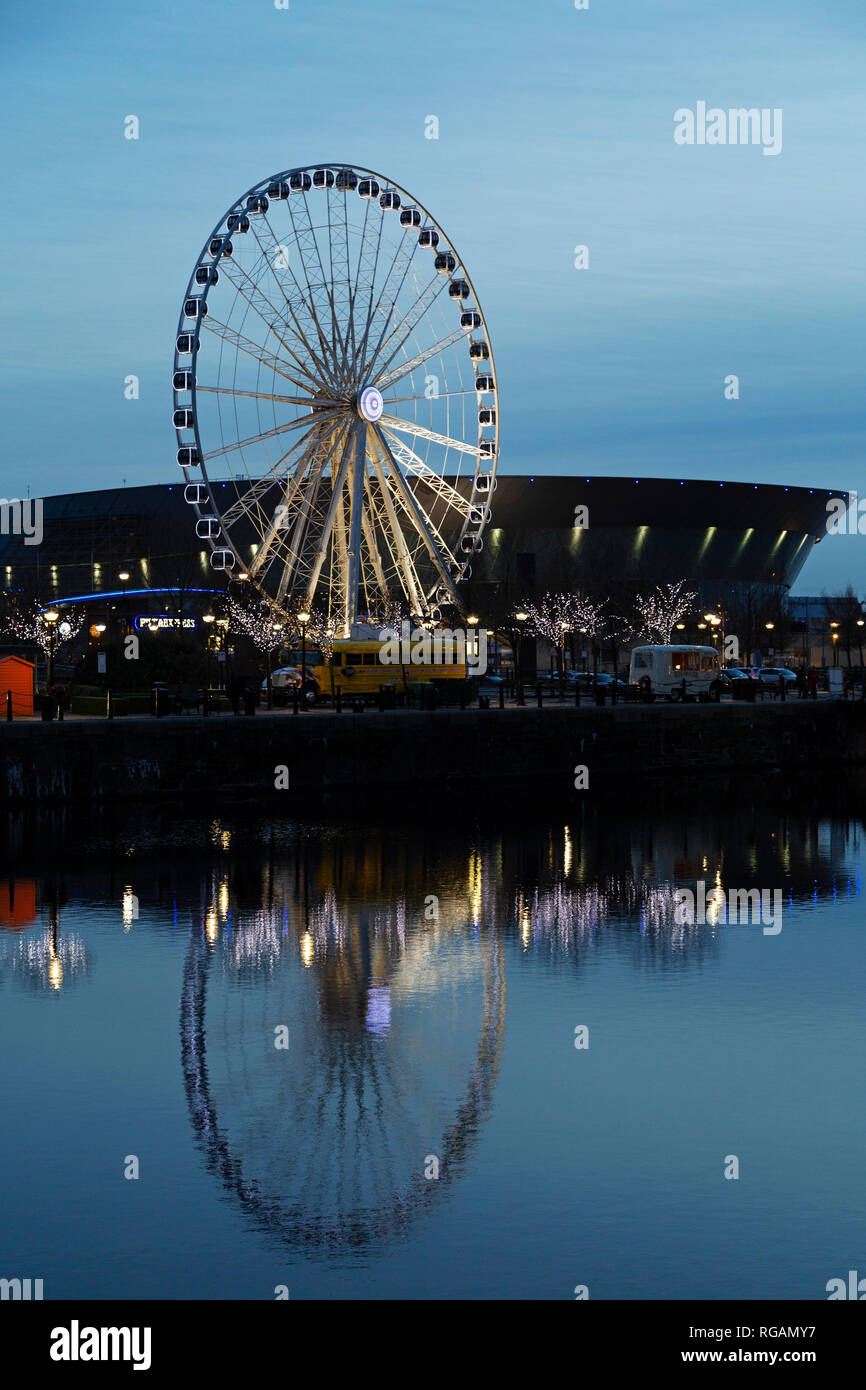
[357,385,384,423]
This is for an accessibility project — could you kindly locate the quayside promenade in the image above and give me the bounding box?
[2,701,865,806]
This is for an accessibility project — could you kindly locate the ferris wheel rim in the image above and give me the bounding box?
[173,163,499,629]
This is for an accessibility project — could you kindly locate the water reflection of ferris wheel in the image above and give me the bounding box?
[180,895,505,1255]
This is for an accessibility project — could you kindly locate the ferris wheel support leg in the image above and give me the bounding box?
[372,425,465,618]
[345,421,367,630]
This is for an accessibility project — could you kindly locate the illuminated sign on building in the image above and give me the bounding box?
[134,615,198,632]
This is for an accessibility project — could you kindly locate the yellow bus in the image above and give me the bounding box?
[268,636,470,706]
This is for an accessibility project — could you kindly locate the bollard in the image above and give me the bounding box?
[336,685,343,713]
[378,685,385,712]
[498,684,505,710]
[57,695,64,721]
[575,683,581,707]
[536,684,543,708]
[780,679,787,703]
[292,685,299,714]
[106,689,113,720]
[6,689,12,722]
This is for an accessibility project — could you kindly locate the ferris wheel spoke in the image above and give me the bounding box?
[359,487,390,603]
[215,254,328,391]
[380,415,480,459]
[249,214,336,384]
[375,328,468,393]
[373,426,462,604]
[353,203,391,387]
[201,318,322,397]
[347,198,383,387]
[276,447,331,605]
[326,186,354,386]
[201,409,339,464]
[357,224,420,384]
[378,434,475,521]
[196,385,340,408]
[385,391,475,406]
[365,271,453,384]
[367,438,426,613]
[246,422,341,580]
[370,429,457,612]
[331,487,351,630]
[284,193,344,379]
[302,426,354,604]
[219,421,327,528]
[364,480,408,594]
[301,189,349,373]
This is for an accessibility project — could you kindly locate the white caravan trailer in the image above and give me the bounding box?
[628,645,723,701]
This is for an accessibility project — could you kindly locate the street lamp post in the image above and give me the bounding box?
[117,571,130,639]
[42,610,59,690]
[203,613,214,694]
[298,611,310,706]
[515,611,527,705]
[830,621,839,668]
[216,616,229,690]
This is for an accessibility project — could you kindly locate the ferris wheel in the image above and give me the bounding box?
[173,164,498,634]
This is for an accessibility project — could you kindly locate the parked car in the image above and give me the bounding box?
[757,666,797,683]
[569,671,615,687]
[264,666,318,707]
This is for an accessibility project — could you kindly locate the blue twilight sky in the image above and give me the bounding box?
[1,0,863,592]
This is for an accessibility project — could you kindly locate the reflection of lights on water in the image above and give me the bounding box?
[218,878,230,921]
[469,851,482,926]
[122,885,136,932]
[563,825,573,878]
[205,908,219,944]
[706,885,726,928]
[365,983,391,1036]
[300,932,314,967]
[209,821,232,851]
[518,879,703,952]
[3,929,89,990]
[517,891,532,948]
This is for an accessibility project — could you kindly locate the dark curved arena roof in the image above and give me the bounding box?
[0,475,845,607]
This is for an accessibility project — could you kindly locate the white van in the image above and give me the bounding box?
[628,645,723,702]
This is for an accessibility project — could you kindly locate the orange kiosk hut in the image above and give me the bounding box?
[0,655,35,717]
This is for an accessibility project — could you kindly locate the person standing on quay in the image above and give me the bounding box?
[807,668,818,701]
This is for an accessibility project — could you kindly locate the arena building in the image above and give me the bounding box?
[0,475,844,609]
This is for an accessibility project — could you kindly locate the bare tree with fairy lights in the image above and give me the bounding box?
[0,595,85,688]
[635,581,697,645]
[522,593,607,683]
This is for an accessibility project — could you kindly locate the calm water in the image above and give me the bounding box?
[1,785,864,1300]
